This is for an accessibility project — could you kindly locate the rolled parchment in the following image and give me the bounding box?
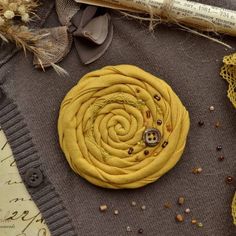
[75,0,236,37]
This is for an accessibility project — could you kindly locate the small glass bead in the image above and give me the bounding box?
[128,147,134,155]
[154,95,161,101]
[216,145,222,151]
[162,141,168,148]
[114,210,119,215]
[144,150,149,155]
[198,121,204,127]
[209,106,215,111]
[185,208,190,213]
[131,201,137,206]
[218,156,225,161]
[126,226,131,232]
[157,119,162,125]
[226,176,234,184]
[138,228,144,234]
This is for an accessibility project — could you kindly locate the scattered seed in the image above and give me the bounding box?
[136,88,140,93]
[191,219,197,224]
[178,197,185,205]
[144,150,149,156]
[128,147,134,155]
[99,205,108,212]
[198,121,204,127]
[114,210,119,215]
[185,208,191,213]
[138,228,144,234]
[153,152,158,156]
[141,205,146,210]
[226,176,234,184]
[126,226,131,232]
[131,201,137,206]
[176,214,184,222]
[209,106,215,111]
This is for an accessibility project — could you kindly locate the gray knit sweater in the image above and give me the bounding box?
[0,0,236,235]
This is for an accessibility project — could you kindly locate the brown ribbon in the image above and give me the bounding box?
[34,1,113,68]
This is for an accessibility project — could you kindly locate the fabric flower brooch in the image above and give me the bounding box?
[58,65,190,189]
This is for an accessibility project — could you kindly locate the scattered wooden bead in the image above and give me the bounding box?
[141,205,146,210]
[99,205,108,212]
[191,219,197,224]
[176,214,184,222]
[215,121,220,128]
[178,197,185,205]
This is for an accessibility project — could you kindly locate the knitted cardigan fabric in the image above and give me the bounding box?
[1,0,236,235]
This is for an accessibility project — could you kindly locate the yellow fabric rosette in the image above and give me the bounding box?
[58,65,190,189]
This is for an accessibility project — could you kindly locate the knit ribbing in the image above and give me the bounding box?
[0,93,76,236]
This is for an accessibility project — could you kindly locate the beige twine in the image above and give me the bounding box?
[121,0,231,48]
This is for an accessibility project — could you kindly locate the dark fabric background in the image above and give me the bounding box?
[1,0,236,235]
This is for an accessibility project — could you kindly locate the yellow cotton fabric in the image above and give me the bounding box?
[58,65,190,189]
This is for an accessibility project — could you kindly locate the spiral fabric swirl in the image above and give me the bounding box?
[58,65,190,189]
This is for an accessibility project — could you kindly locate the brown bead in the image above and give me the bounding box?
[128,147,134,155]
[226,176,234,184]
[138,228,144,234]
[146,110,151,118]
[191,219,197,224]
[157,119,162,125]
[198,121,204,127]
[144,150,149,155]
[162,141,168,148]
[164,202,172,209]
[154,95,161,101]
[218,156,225,161]
[176,214,184,222]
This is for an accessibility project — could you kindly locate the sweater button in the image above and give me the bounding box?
[25,168,43,187]
[143,128,161,147]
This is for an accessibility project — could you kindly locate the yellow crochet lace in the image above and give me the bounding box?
[233,192,236,225]
[220,53,236,109]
